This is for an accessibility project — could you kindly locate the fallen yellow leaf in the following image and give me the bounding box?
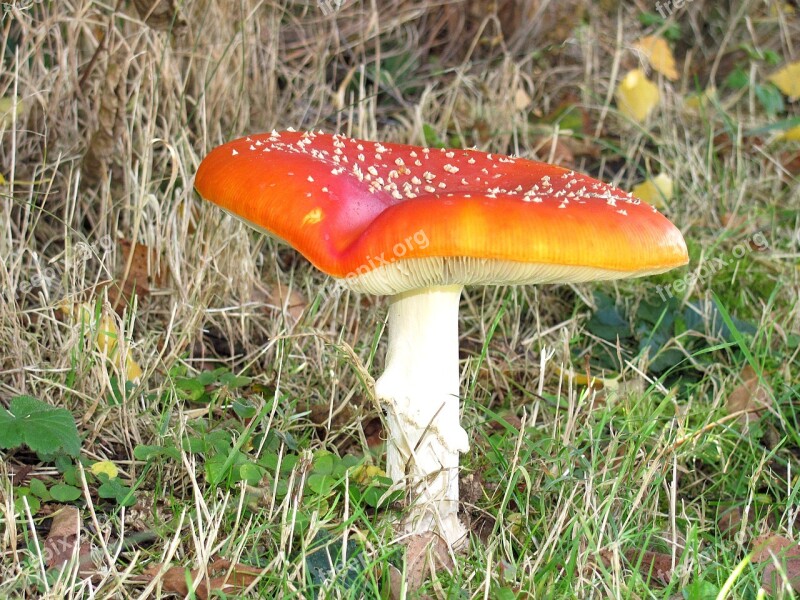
[351,464,386,485]
[631,173,674,208]
[769,2,795,15]
[124,354,143,382]
[683,86,717,112]
[634,35,679,80]
[552,363,615,390]
[778,124,800,141]
[63,303,143,383]
[90,460,119,479]
[768,61,800,99]
[616,69,660,123]
[0,96,23,129]
[96,312,119,355]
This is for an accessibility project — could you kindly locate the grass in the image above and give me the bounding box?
[1,0,799,598]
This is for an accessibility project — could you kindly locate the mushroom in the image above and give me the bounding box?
[195,130,688,547]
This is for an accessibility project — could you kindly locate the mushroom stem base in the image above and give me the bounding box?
[374,284,468,548]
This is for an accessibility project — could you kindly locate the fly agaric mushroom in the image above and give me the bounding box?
[195,130,688,547]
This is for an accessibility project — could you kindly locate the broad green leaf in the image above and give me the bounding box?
[350,476,400,508]
[196,368,225,385]
[586,306,632,341]
[175,378,205,401]
[98,478,135,506]
[15,494,40,515]
[134,444,181,461]
[49,484,81,502]
[238,462,263,485]
[205,454,232,484]
[312,451,335,475]
[219,372,251,388]
[232,399,257,419]
[724,67,749,91]
[63,466,81,487]
[683,578,719,600]
[0,396,81,457]
[305,531,366,591]
[274,479,289,497]
[207,430,235,453]
[637,12,681,41]
[422,124,446,148]
[29,479,51,500]
[754,83,785,115]
[307,473,335,496]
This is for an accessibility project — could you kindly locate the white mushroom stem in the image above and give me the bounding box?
[374,284,469,547]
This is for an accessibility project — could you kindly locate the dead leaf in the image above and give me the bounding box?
[263,283,308,321]
[8,464,34,484]
[634,36,679,80]
[779,150,800,177]
[405,532,455,593]
[44,506,95,577]
[513,87,532,111]
[532,135,575,168]
[726,365,772,426]
[82,51,128,187]
[717,505,745,540]
[387,564,404,600]
[459,472,487,507]
[487,411,523,433]
[541,94,594,135]
[603,548,675,586]
[132,0,187,32]
[752,534,800,593]
[627,550,675,585]
[363,416,384,449]
[719,212,748,229]
[115,238,167,303]
[513,0,586,48]
[768,62,800,100]
[147,558,262,599]
[616,69,660,123]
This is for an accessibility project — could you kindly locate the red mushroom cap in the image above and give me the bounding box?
[195,130,688,294]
